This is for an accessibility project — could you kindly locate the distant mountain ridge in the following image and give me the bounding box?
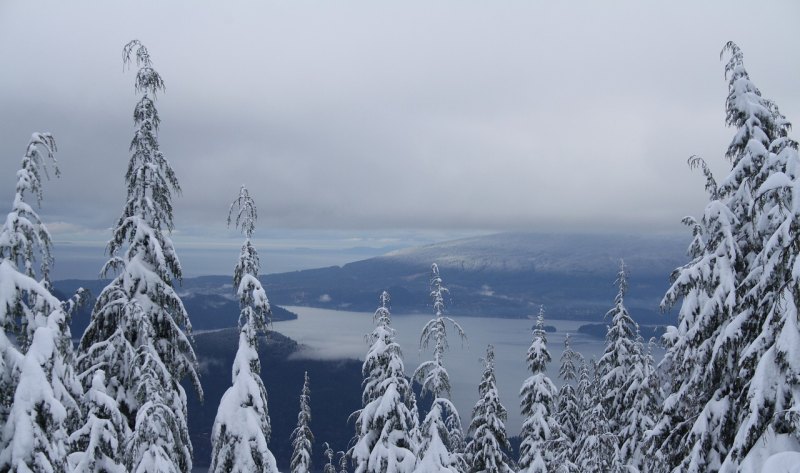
[55,232,690,327]
[380,232,687,274]
[260,232,689,323]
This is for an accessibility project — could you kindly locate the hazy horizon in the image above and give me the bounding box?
[47,229,691,280]
[3,1,798,262]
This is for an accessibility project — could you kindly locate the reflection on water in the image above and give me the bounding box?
[274,306,663,434]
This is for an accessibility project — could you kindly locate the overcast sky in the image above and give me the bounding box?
[1,1,799,277]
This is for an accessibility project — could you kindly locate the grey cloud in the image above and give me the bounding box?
[1,0,799,248]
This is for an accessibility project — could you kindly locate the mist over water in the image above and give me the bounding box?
[273,306,661,434]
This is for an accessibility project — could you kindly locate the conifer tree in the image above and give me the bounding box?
[445,411,466,456]
[517,307,559,473]
[575,401,621,472]
[1,309,78,473]
[465,345,514,473]
[351,291,417,473]
[618,338,658,471]
[647,159,740,472]
[209,186,277,473]
[0,133,57,269]
[414,264,467,473]
[576,358,625,472]
[596,261,639,436]
[0,133,60,418]
[124,300,192,473]
[77,40,201,473]
[552,335,580,473]
[575,354,592,415]
[0,133,84,473]
[291,372,314,473]
[0,133,59,427]
[569,354,595,471]
[323,443,337,473]
[68,370,129,473]
[650,42,798,472]
[720,57,800,472]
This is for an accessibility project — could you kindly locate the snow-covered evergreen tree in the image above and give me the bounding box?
[323,443,337,473]
[575,401,622,472]
[0,133,84,473]
[594,261,661,471]
[552,334,580,473]
[0,133,60,421]
[578,354,625,472]
[1,308,78,473]
[415,399,466,473]
[416,264,466,398]
[575,354,592,416]
[618,337,658,472]
[517,307,559,473]
[445,410,466,456]
[414,264,467,473]
[351,291,417,473]
[124,300,192,473]
[76,40,200,473]
[465,345,514,473]
[209,185,277,473]
[597,261,639,436]
[0,132,57,275]
[291,371,314,473]
[647,158,740,472]
[1,133,59,424]
[338,451,350,473]
[650,42,799,473]
[68,370,129,473]
[722,63,800,473]
[569,354,595,471]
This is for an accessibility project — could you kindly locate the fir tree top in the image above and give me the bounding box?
[290,372,314,473]
[466,345,513,473]
[106,39,181,283]
[559,334,577,383]
[417,264,466,399]
[527,306,551,374]
[0,133,58,281]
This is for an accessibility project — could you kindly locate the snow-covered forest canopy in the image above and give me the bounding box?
[1,37,799,473]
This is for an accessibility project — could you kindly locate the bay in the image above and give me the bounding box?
[274,306,639,434]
